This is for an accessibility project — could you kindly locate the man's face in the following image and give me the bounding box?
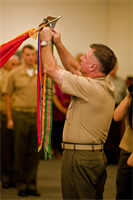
[4,56,19,70]
[9,58,20,70]
[80,49,94,76]
[22,48,36,67]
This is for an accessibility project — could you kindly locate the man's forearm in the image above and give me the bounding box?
[5,94,12,120]
[40,26,80,86]
[114,95,131,121]
[55,43,81,76]
[41,45,64,86]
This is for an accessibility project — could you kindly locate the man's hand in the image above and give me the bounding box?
[40,27,62,47]
[127,88,131,99]
[51,28,62,47]
[40,27,53,42]
[7,118,13,130]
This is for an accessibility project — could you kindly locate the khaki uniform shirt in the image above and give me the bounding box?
[119,102,133,153]
[61,71,116,144]
[3,64,37,109]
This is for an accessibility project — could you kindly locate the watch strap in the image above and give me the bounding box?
[41,41,52,47]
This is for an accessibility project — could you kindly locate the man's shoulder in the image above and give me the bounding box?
[94,77,116,94]
[8,65,23,76]
[0,67,7,76]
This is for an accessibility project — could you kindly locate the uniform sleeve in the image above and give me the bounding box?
[61,71,92,102]
[2,71,15,95]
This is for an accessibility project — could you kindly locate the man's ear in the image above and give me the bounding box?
[89,63,97,72]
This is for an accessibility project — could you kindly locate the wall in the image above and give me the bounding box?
[107,0,133,79]
[0,0,132,79]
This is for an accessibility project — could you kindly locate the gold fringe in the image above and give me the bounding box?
[29,28,38,39]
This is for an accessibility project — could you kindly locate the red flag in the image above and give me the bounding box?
[0,17,61,68]
[0,33,29,68]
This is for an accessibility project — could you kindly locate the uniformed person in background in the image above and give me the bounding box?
[3,45,40,197]
[0,55,20,189]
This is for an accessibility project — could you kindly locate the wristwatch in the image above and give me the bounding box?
[41,41,52,47]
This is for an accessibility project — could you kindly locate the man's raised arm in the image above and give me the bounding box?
[52,28,81,76]
[41,27,64,87]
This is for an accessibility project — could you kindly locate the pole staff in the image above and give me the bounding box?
[36,16,62,32]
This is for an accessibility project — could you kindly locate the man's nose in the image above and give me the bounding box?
[80,56,83,61]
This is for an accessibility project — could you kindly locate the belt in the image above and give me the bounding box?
[61,142,104,151]
[13,107,37,113]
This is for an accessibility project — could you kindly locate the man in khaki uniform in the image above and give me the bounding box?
[40,27,117,200]
[3,45,40,197]
[0,55,20,189]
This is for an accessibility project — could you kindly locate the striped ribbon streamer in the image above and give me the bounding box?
[44,76,53,159]
[37,30,43,151]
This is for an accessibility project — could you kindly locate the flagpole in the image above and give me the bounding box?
[35,16,62,32]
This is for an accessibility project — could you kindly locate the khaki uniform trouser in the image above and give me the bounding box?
[61,149,107,200]
[1,113,14,183]
[12,111,39,191]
